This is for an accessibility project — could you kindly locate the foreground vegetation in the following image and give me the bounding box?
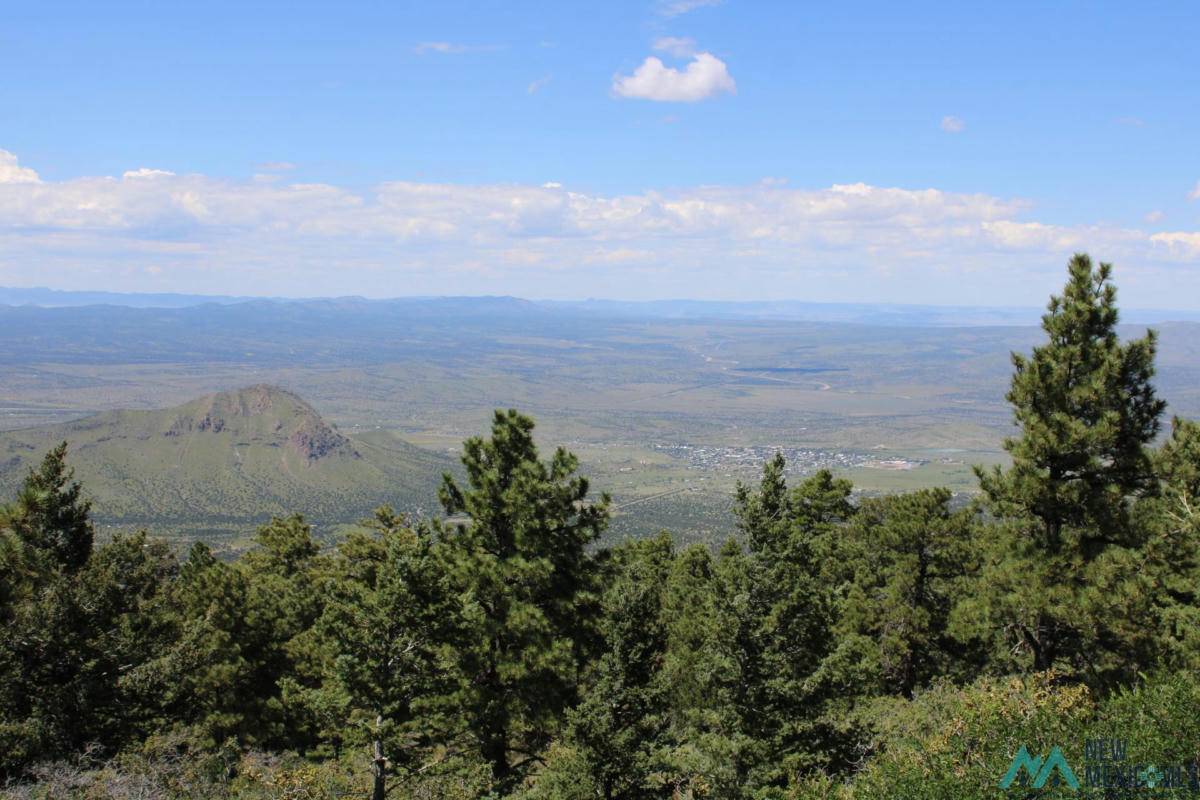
[3,255,1200,798]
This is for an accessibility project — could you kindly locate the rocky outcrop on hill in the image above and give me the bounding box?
[162,384,358,463]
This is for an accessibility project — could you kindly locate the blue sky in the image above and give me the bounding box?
[2,0,1199,307]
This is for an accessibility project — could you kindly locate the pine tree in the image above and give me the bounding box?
[1133,418,1200,670]
[976,254,1164,551]
[142,517,329,751]
[827,488,977,698]
[727,463,858,785]
[436,409,610,789]
[0,506,34,625]
[0,531,177,775]
[968,254,1166,678]
[312,507,463,800]
[8,442,93,572]
[653,542,740,798]
[560,533,675,800]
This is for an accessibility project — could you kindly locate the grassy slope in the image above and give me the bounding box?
[0,385,453,549]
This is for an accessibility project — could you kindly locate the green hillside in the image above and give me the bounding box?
[0,385,452,549]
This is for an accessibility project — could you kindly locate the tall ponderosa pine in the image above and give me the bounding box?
[969,254,1166,678]
[976,254,1164,550]
[437,409,610,789]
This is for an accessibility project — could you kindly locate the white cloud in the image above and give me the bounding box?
[613,53,736,102]
[1144,210,1165,223]
[652,36,697,58]
[123,168,176,179]
[1188,181,1200,201]
[255,161,296,171]
[657,0,721,18]
[2,149,1200,304]
[1150,232,1200,259]
[0,150,41,184]
[939,116,965,133]
[415,41,462,54]
[527,74,553,95]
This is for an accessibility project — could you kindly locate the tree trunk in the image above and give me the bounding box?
[372,715,387,800]
[483,729,509,786]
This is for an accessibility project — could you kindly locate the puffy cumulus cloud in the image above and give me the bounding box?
[2,149,1200,304]
[612,53,735,102]
[939,115,965,133]
[0,150,40,184]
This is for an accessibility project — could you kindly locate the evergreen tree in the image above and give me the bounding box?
[644,460,862,797]
[145,540,258,748]
[653,542,738,798]
[727,463,859,785]
[436,409,610,789]
[556,532,675,800]
[967,255,1166,678]
[1133,417,1200,669]
[142,516,329,751]
[827,488,977,698]
[0,531,177,776]
[976,254,1164,550]
[8,442,93,572]
[0,505,34,626]
[307,506,465,800]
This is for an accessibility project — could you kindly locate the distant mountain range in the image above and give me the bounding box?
[5,285,1200,326]
[0,286,264,308]
[0,385,453,550]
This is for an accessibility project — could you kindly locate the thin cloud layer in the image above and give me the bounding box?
[653,36,697,58]
[414,42,505,55]
[940,116,965,133]
[613,53,736,102]
[657,0,722,18]
[1,150,1198,304]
